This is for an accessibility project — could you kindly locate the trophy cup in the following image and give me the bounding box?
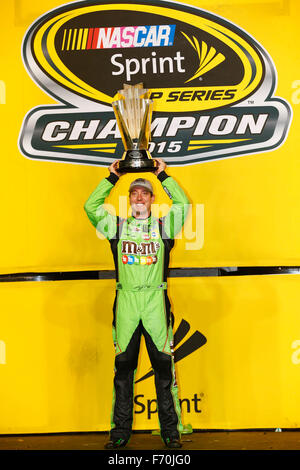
[112,83,156,173]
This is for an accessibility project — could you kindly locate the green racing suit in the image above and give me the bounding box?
[84,170,190,443]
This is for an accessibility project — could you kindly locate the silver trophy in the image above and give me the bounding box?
[112,83,156,173]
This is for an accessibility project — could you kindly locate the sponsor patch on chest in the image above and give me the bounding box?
[121,240,160,255]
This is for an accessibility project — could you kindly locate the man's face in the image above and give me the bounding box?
[129,186,155,218]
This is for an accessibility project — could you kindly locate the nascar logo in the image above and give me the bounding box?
[61,24,176,50]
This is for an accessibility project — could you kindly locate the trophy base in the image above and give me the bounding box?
[118,149,156,173]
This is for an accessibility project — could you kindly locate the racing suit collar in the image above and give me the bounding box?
[130,213,152,222]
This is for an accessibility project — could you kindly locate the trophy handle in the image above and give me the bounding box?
[112,101,134,150]
[137,99,153,150]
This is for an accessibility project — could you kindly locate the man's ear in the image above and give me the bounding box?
[151,194,155,203]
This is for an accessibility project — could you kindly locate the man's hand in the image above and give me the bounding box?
[154,158,167,176]
[109,160,123,177]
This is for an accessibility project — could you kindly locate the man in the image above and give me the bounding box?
[84,158,190,449]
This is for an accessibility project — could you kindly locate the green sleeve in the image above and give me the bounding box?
[84,177,118,240]
[159,173,190,239]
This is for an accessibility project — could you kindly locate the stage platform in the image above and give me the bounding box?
[0,430,300,451]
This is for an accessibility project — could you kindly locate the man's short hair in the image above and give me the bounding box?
[129,178,153,194]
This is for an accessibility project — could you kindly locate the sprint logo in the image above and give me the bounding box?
[135,319,207,383]
[181,34,225,83]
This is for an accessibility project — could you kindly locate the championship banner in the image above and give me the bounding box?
[0,0,299,271]
[1,275,300,433]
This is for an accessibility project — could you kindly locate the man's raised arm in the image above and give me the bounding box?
[155,158,190,239]
[84,160,121,240]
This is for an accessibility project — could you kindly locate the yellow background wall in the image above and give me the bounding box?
[0,0,299,273]
[1,275,300,433]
